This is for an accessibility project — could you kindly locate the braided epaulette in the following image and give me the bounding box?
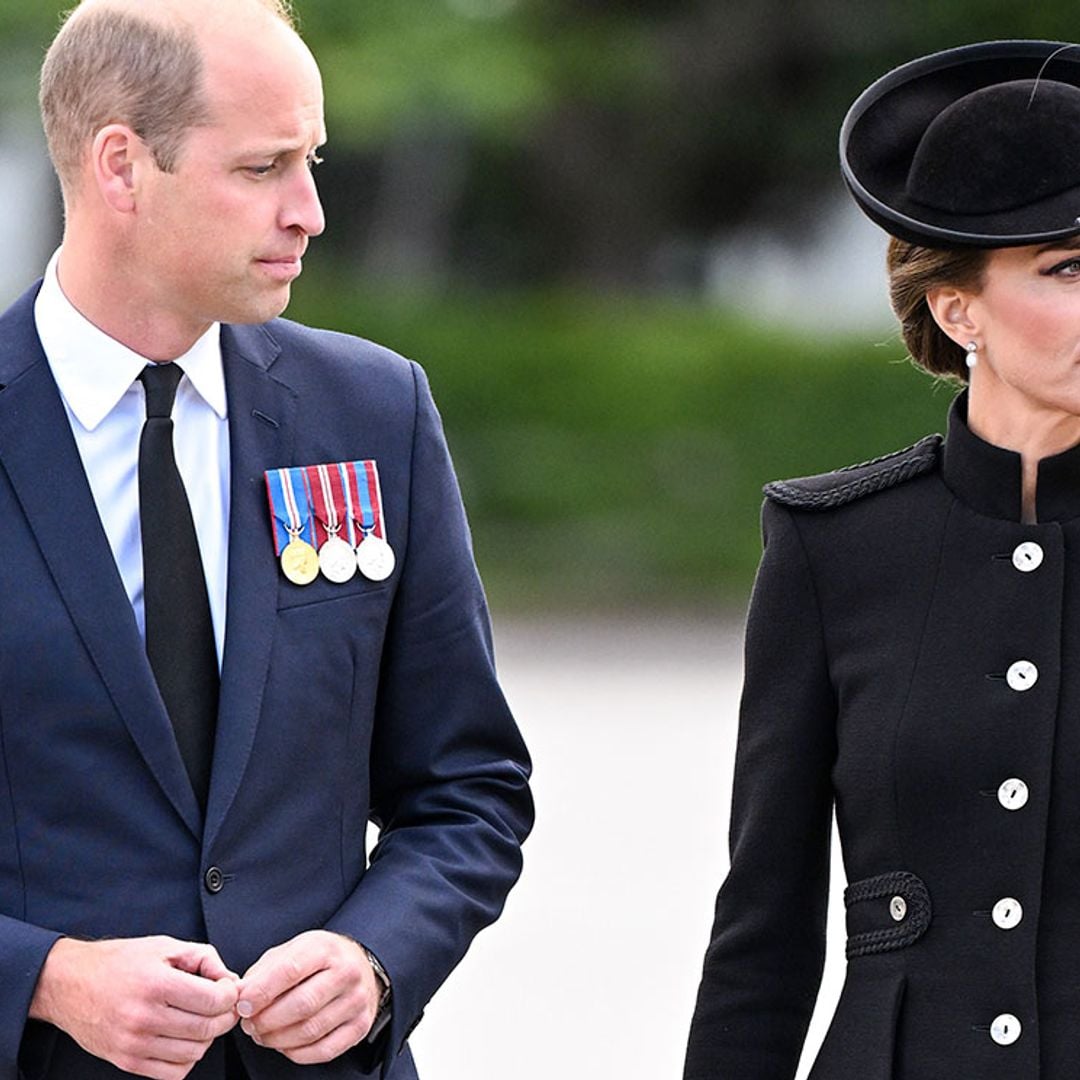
[764,433,943,510]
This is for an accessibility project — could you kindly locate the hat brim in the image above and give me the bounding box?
[841,40,1080,248]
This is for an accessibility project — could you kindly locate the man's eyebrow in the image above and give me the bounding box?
[244,138,326,159]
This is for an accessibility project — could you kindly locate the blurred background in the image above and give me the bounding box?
[3,1,1076,1077]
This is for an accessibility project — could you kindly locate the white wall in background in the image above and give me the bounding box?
[707,193,894,334]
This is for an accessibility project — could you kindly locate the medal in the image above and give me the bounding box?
[267,459,394,586]
[319,535,357,583]
[345,459,396,582]
[309,463,357,583]
[266,467,319,586]
[281,534,320,585]
[357,533,396,582]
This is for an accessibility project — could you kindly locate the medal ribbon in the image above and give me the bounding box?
[306,464,337,549]
[265,469,292,556]
[264,467,315,555]
[363,460,386,541]
[267,461,384,554]
[336,463,358,547]
[345,460,383,540]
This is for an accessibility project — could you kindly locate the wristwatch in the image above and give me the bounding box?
[363,946,393,1040]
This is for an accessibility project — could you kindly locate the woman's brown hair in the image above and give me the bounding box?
[886,238,988,382]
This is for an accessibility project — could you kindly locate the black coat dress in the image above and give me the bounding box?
[685,393,1080,1079]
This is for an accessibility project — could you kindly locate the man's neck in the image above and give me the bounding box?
[56,242,209,362]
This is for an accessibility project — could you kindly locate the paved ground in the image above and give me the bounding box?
[408,614,848,1080]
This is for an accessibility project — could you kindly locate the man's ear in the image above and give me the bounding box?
[89,124,148,214]
[925,285,981,348]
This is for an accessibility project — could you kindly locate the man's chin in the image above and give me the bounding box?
[227,287,294,326]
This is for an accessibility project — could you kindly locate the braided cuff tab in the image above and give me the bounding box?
[844,870,932,958]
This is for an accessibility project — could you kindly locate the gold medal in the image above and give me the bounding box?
[281,538,319,585]
[357,535,396,582]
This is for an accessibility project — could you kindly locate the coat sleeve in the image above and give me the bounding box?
[323,361,534,1074]
[0,916,62,1078]
[684,500,837,1080]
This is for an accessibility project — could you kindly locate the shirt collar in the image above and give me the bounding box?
[33,248,227,431]
[942,391,1080,523]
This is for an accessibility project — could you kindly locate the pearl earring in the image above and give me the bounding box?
[965,342,978,369]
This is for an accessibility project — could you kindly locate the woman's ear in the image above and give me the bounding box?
[926,285,980,348]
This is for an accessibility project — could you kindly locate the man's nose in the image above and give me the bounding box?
[283,165,325,237]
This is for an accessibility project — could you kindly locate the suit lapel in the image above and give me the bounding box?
[206,322,297,849]
[0,290,202,835]
[0,293,299,847]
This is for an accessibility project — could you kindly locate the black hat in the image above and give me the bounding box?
[840,40,1080,248]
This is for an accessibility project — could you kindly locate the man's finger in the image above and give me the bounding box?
[161,968,241,1019]
[160,999,241,1042]
[243,985,371,1052]
[108,1031,219,1079]
[237,939,328,1018]
[168,942,238,983]
[276,1018,374,1067]
[141,1031,224,1066]
[239,969,342,1041]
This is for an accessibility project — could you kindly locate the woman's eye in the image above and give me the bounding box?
[247,163,276,176]
[1049,257,1080,277]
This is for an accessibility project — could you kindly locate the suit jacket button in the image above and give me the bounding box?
[204,866,225,894]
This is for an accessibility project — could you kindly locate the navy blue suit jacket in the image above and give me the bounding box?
[0,285,533,1079]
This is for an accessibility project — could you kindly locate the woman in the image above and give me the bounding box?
[684,40,1080,1079]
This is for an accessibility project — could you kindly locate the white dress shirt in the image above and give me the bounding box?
[34,250,231,666]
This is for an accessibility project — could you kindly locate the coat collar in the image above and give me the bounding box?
[942,391,1080,523]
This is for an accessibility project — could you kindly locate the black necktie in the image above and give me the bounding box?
[138,363,218,811]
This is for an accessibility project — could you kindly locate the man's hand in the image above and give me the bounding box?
[236,930,381,1064]
[29,936,240,1080]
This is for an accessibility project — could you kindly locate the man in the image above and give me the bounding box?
[1,1,532,1078]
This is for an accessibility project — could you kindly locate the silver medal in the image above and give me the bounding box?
[357,535,396,582]
[319,536,358,583]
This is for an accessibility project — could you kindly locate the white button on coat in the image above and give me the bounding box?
[1012,541,1044,572]
[998,779,1029,811]
[1006,660,1039,692]
[889,896,907,922]
[990,1013,1022,1046]
[992,897,1023,929]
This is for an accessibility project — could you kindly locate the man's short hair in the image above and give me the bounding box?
[40,1,297,193]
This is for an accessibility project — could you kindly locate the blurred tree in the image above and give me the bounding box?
[0,5,63,114]
[6,0,1080,290]
[5,0,1080,607]
[297,0,1080,289]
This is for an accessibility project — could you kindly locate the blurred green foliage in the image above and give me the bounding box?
[3,0,1067,609]
[299,5,659,143]
[290,268,951,611]
[13,1,1080,250]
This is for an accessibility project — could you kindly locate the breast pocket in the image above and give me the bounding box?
[277,573,390,613]
[265,584,391,746]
